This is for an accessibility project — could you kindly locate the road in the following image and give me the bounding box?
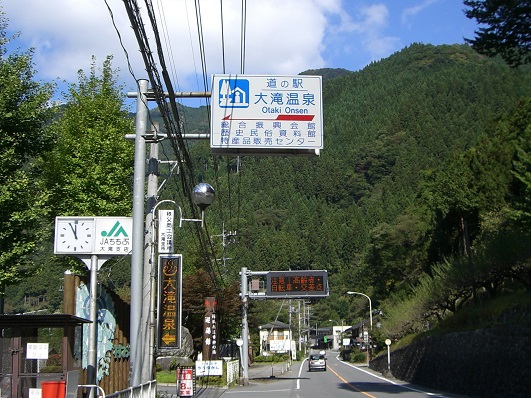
[222,351,465,398]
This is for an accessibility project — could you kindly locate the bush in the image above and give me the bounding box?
[253,353,290,363]
[40,365,62,373]
[168,358,178,371]
[349,352,366,363]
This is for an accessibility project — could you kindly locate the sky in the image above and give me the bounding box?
[2,0,479,107]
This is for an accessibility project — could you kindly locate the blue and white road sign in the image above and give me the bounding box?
[210,74,323,155]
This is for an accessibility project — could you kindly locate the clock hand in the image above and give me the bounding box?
[69,222,78,240]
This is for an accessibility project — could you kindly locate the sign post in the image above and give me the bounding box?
[54,216,132,397]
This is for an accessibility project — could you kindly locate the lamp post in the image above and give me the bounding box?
[346,291,372,365]
[346,291,372,329]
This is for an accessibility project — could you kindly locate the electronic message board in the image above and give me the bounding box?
[266,270,328,298]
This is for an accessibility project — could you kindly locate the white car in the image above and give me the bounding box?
[308,354,327,371]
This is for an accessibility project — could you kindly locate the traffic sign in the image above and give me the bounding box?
[210,74,323,156]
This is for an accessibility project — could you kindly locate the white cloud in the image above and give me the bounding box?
[402,0,439,26]
[335,3,400,63]
[3,0,345,93]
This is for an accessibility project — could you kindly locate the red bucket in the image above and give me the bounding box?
[41,380,66,398]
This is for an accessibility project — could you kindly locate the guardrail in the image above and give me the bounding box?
[106,380,157,398]
[225,360,239,386]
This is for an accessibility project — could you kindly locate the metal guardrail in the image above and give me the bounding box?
[106,380,157,398]
[78,384,106,398]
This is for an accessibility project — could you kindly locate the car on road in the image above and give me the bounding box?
[308,354,327,371]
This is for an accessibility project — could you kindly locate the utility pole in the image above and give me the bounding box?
[141,123,161,383]
[240,267,249,386]
[130,79,148,387]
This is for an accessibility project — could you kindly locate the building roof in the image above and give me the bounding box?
[259,320,289,330]
[0,314,91,328]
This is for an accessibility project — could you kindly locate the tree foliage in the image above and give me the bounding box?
[3,42,530,343]
[464,0,531,67]
[41,56,134,218]
[0,11,55,296]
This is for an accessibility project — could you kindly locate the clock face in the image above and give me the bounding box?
[55,218,95,254]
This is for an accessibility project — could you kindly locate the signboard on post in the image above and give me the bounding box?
[94,217,132,255]
[54,216,132,256]
[210,74,323,156]
[202,297,218,360]
[157,254,182,349]
[176,367,194,397]
[158,210,174,253]
[266,270,328,298]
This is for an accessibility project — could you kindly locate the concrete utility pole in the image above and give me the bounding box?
[240,267,249,386]
[130,79,148,387]
[127,83,211,388]
[141,124,160,383]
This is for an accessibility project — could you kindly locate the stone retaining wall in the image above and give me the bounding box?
[370,324,531,397]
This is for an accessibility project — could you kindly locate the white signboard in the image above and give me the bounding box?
[195,360,223,376]
[55,216,132,256]
[269,339,290,352]
[211,74,323,155]
[342,338,351,346]
[158,210,174,253]
[26,343,48,359]
[94,217,132,255]
[29,389,42,398]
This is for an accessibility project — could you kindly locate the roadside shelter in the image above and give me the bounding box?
[0,314,89,398]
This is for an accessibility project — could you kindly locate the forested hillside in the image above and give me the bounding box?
[185,43,530,337]
[6,43,530,343]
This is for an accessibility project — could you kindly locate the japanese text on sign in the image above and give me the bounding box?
[195,360,223,376]
[95,218,132,255]
[266,270,328,298]
[211,74,323,152]
[158,255,182,349]
[176,368,194,396]
[203,297,218,360]
[158,209,174,254]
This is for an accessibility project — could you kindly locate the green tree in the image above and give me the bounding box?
[464,0,531,67]
[41,56,134,217]
[40,56,134,277]
[0,11,55,310]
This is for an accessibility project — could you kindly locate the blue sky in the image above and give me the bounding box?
[2,0,478,106]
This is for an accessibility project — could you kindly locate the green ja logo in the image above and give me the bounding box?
[101,221,129,237]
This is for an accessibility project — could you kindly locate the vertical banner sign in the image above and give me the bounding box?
[158,210,174,254]
[176,367,194,397]
[202,297,218,360]
[158,254,182,349]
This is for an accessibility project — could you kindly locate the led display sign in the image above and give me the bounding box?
[266,270,328,298]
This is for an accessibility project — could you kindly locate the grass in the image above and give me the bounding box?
[156,370,226,387]
[156,370,177,384]
[385,290,531,352]
[426,290,531,336]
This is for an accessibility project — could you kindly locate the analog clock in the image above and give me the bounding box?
[55,217,95,254]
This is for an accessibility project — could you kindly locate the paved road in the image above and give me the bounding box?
[158,351,467,398]
[222,352,467,398]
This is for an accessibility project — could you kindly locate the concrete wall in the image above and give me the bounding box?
[370,324,531,398]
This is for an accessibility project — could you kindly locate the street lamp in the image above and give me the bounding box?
[346,291,372,329]
[347,291,372,365]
